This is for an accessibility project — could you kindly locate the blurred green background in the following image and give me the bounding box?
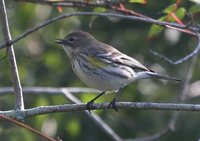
[0,0,200,141]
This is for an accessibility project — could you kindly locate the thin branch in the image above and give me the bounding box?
[149,33,200,65]
[168,54,198,130]
[0,12,199,49]
[0,87,99,95]
[0,0,24,111]
[15,0,114,7]
[125,128,170,141]
[180,55,197,101]
[1,87,200,115]
[0,115,59,141]
[62,89,123,141]
[14,0,146,17]
[19,102,200,116]
[1,102,200,118]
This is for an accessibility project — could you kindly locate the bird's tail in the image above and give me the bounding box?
[146,71,181,82]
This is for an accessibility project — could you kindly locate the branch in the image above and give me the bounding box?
[0,12,199,49]
[0,0,24,112]
[19,102,200,117]
[14,0,146,17]
[1,102,200,118]
[168,54,198,130]
[0,115,58,141]
[0,87,99,95]
[14,0,114,7]
[125,128,170,141]
[1,87,200,115]
[149,33,200,65]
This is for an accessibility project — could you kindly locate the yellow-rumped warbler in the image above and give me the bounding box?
[56,31,180,112]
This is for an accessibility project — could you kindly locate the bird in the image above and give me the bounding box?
[55,31,180,112]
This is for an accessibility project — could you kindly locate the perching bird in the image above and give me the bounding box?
[56,31,180,112]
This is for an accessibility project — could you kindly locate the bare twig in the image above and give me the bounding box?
[1,102,200,118]
[125,128,170,141]
[168,54,197,130]
[0,87,99,96]
[0,0,24,112]
[180,55,197,101]
[149,33,200,65]
[14,0,145,17]
[17,102,200,116]
[14,0,114,7]
[0,12,199,49]
[0,115,59,141]
[1,87,200,116]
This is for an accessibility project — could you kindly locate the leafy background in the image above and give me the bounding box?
[0,0,200,141]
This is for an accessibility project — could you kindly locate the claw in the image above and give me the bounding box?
[86,92,106,113]
[108,98,118,112]
[86,101,94,114]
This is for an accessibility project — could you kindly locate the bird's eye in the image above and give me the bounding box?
[69,37,75,42]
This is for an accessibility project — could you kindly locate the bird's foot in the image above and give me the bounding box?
[108,98,118,112]
[86,92,106,113]
[86,100,95,114]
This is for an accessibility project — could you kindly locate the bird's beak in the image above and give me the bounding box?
[55,39,64,44]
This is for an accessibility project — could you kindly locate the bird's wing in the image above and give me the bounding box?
[95,48,150,72]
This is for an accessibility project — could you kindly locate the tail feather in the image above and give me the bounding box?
[146,71,181,82]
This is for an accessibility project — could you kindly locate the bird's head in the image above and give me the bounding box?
[56,31,97,59]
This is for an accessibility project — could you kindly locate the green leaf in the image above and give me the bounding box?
[93,7,106,13]
[175,7,186,19]
[129,0,146,4]
[148,25,164,38]
[148,17,165,38]
[164,7,186,22]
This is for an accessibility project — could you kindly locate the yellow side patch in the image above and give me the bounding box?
[88,56,107,68]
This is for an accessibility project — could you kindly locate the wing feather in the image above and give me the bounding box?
[95,49,149,72]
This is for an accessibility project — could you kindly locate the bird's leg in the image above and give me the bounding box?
[86,92,105,114]
[108,87,126,112]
